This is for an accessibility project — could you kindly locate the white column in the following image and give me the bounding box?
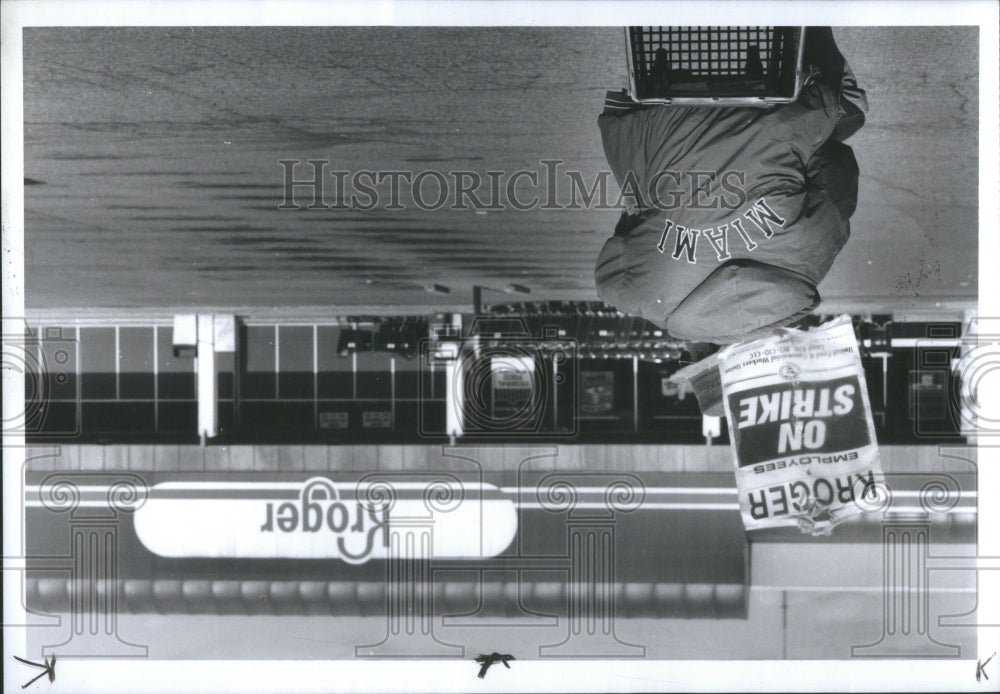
[958,309,977,442]
[445,313,464,439]
[196,314,217,440]
[702,414,722,443]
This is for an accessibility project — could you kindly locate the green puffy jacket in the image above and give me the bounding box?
[595,30,867,344]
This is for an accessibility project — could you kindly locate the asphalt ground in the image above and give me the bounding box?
[22,27,977,314]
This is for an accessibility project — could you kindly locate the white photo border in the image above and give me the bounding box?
[3,1,998,692]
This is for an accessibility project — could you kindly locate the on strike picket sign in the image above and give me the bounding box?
[718,315,885,534]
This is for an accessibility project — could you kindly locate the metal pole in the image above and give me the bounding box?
[632,355,639,431]
[390,355,396,429]
[313,324,318,428]
[196,314,217,439]
[552,354,559,431]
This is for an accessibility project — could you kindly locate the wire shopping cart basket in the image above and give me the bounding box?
[626,26,806,106]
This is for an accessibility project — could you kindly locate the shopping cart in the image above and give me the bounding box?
[626,26,806,106]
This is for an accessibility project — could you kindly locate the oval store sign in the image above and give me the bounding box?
[134,477,518,564]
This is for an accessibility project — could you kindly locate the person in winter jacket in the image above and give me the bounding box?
[595,27,868,346]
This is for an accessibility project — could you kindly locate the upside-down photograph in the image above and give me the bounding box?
[3,1,999,692]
